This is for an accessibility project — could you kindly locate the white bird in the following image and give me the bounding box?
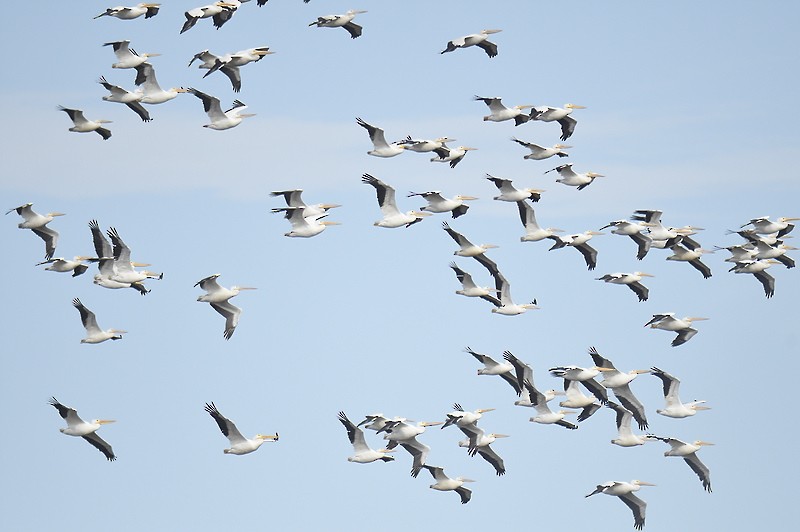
[181,2,239,34]
[58,106,112,140]
[362,174,429,228]
[454,422,507,476]
[441,222,497,257]
[547,231,603,270]
[106,227,162,285]
[464,346,521,394]
[195,274,256,339]
[501,350,536,396]
[272,207,339,238]
[741,216,799,237]
[647,436,713,492]
[338,411,395,463]
[587,347,649,430]
[631,209,701,243]
[103,40,159,69]
[204,402,278,455]
[442,403,495,430]
[474,96,532,125]
[644,313,708,347]
[650,366,710,419]
[94,3,161,20]
[474,255,539,316]
[189,47,274,92]
[607,402,650,447]
[549,365,611,405]
[309,10,367,39]
[87,220,149,295]
[408,191,476,219]
[421,465,474,504]
[585,480,654,530]
[97,76,151,122]
[667,244,713,279]
[511,137,571,159]
[6,202,64,259]
[522,379,577,429]
[430,144,477,168]
[441,29,502,58]
[596,272,653,302]
[49,397,116,461]
[187,88,254,130]
[72,298,126,344]
[748,239,796,267]
[530,104,585,141]
[558,379,602,422]
[515,200,562,242]
[599,220,653,260]
[270,189,341,219]
[729,259,779,298]
[399,136,456,153]
[36,257,94,277]
[449,262,500,305]
[355,117,406,157]
[486,175,544,202]
[545,163,603,190]
[356,413,395,433]
[134,63,188,104]
[379,420,442,477]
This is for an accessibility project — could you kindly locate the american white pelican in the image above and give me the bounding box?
[106,227,162,284]
[547,231,603,270]
[338,411,395,463]
[49,397,116,461]
[729,259,779,298]
[399,136,456,153]
[6,203,63,259]
[189,47,274,93]
[501,350,535,397]
[441,29,502,58]
[272,207,339,238]
[442,403,495,430]
[511,137,571,159]
[449,263,500,305]
[749,239,796,267]
[599,220,653,260]
[204,402,278,455]
[356,413,394,432]
[181,2,239,34]
[362,174,429,228]
[97,76,151,122]
[530,104,585,141]
[442,222,497,257]
[270,189,341,219]
[379,420,441,477]
[486,175,544,202]
[729,228,785,246]
[133,63,188,104]
[464,346,521,394]
[195,274,256,339]
[457,434,506,476]
[421,465,474,504]
[585,480,653,530]
[631,209,701,243]
[37,257,94,277]
[355,117,406,157]
[72,298,126,344]
[549,365,610,404]
[88,220,149,295]
[558,379,601,422]
[474,96,532,125]
[95,4,160,20]
[587,347,649,430]
[309,10,367,38]
[545,163,603,190]
[523,379,578,430]
[715,243,757,264]
[666,244,713,279]
[650,367,710,419]
[187,88,254,130]
[515,200,562,242]
[644,313,707,347]
[606,402,650,447]
[647,436,713,492]
[596,272,653,302]
[430,144,477,168]
[103,40,159,69]
[408,191,476,219]
[741,216,799,237]
[474,255,539,316]
[58,106,112,140]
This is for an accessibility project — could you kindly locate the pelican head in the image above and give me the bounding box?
[319,221,341,227]
[347,9,368,15]
[489,433,510,439]
[779,217,800,222]
[514,105,534,110]
[632,480,656,487]
[593,366,613,372]
[564,103,586,109]
[558,410,577,415]
[46,212,66,217]
[585,172,605,178]
[232,286,257,292]
[584,230,604,236]
[554,144,573,149]
[476,408,495,414]
[458,146,478,152]
[171,87,190,94]
[419,421,444,428]
[635,272,655,277]
[694,440,714,446]
[481,29,503,35]
[455,195,479,201]
[92,419,117,425]
[630,369,651,375]
[256,433,279,441]
[319,203,342,210]
[409,210,433,218]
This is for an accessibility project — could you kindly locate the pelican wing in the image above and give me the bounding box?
[31,226,58,260]
[455,486,472,504]
[362,174,400,217]
[650,367,681,406]
[574,242,598,270]
[516,200,540,231]
[194,274,222,292]
[688,258,712,279]
[476,444,505,476]
[684,453,712,492]
[88,220,111,259]
[607,401,633,437]
[343,21,362,39]
[441,222,472,248]
[557,116,577,141]
[356,118,389,149]
[587,346,616,370]
[218,64,242,92]
[399,438,430,478]
[188,88,225,120]
[72,298,101,335]
[580,378,609,405]
[577,403,601,422]
[612,385,648,430]
[49,397,85,427]
[106,227,133,270]
[753,270,775,298]
[503,351,533,395]
[619,493,646,530]
[209,300,241,340]
[628,281,649,302]
[629,232,652,260]
[450,262,477,289]
[82,432,116,461]
[338,411,370,453]
[672,327,698,347]
[204,402,246,445]
[476,40,498,58]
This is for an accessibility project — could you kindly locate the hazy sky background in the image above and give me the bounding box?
[2,1,798,530]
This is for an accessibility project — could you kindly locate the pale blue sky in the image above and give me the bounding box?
[2,1,798,530]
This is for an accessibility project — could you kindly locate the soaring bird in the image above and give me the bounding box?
[449,263,500,305]
[362,174,429,228]
[189,47,274,92]
[586,480,654,530]
[338,411,395,464]
[530,104,585,141]
[647,436,713,492]
[408,191,476,219]
[606,402,650,447]
[195,274,256,339]
[421,465,474,504]
[557,379,601,422]
[272,207,339,238]
[37,257,94,277]
[355,117,406,157]
[485,175,544,202]
[549,365,610,405]
[474,96,532,125]
[94,3,161,20]
[309,10,367,39]
[464,346,521,394]
[58,106,112,140]
[97,76,151,122]
[399,136,456,153]
[49,397,116,461]
[511,137,571,159]
[204,402,278,455]
[596,272,653,302]
[378,420,442,477]
[88,220,149,295]
[270,189,340,219]
[474,255,539,316]
[430,144,477,168]
[523,379,578,430]
[650,367,710,419]
[441,29,502,58]
[181,2,239,34]
[587,347,649,430]
[667,244,713,279]
[72,298,126,344]
[134,63,188,104]
[103,40,159,69]
[6,202,63,259]
[741,216,799,237]
[547,231,603,270]
[729,259,780,298]
[545,163,603,190]
[442,222,497,257]
[187,88,254,130]
[644,313,708,347]
[105,227,162,285]
[515,200,562,242]
[599,219,653,260]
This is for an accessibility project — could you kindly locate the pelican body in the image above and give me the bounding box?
[338,411,394,463]
[644,313,707,346]
[195,274,256,339]
[95,4,161,20]
[408,191,475,219]
[597,272,652,302]
[72,298,126,344]
[59,106,112,140]
[586,480,653,530]
[356,117,405,157]
[362,174,429,228]
[309,10,366,39]
[188,88,253,130]
[7,203,63,259]
[545,163,603,190]
[650,366,710,418]
[104,40,159,69]
[49,398,116,461]
[474,96,532,125]
[204,402,278,455]
[530,104,585,141]
[134,63,188,104]
[511,137,570,159]
[422,465,473,504]
[442,29,502,58]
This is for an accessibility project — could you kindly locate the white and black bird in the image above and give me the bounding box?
[474,96,532,125]
[647,436,713,492]
[72,298,126,344]
[431,144,477,168]
[58,106,112,140]
[586,480,653,530]
[523,378,578,430]
[650,367,710,419]
[441,29,502,58]
[421,465,474,504]
[272,207,339,238]
[181,2,239,34]
[133,63,188,104]
[338,411,395,464]
[37,257,94,277]
[729,259,779,298]
[97,76,151,122]
[399,136,456,153]
[355,117,406,157]
[408,191,476,218]
[667,243,713,279]
[606,402,650,447]
[741,216,799,237]
[644,313,708,347]
[94,3,161,20]
[189,47,274,92]
[599,220,653,260]
[549,365,610,405]
[49,397,116,461]
[465,346,521,394]
[187,88,254,130]
[596,272,653,302]
[195,274,256,339]
[548,231,603,270]
[511,137,571,159]
[362,174,429,227]
[103,40,159,69]
[530,104,585,141]
[449,263,500,305]
[545,163,603,190]
[309,10,367,38]
[515,200,562,242]
[442,222,497,257]
[474,255,539,316]
[7,203,63,259]
[270,189,340,219]
[486,175,544,202]
[204,402,278,455]
[587,347,649,430]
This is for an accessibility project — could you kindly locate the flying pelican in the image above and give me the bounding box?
[379,420,441,477]
[49,398,116,461]
[545,163,603,190]
[666,244,713,279]
[530,104,585,141]
[87,220,149,295]
[6,203,63,259]
[474,255,539,316]
[338,411,395,463]
[549,365,610,404]
[356,414,395,432]
[37,257,94,277]
[449,263,500,305]
[631,209,702,243]
[408,191,476,219]
[270,189,340,219]
[58,106,112,140]
[729,259,779,298]
[474,96,533,125]
[442,403,495,430]
[195,274,256,339]
[456,432,506,476]
[95,3,161,20]
[644,313,708,347]
[431,144,477,168]
[97,76,151,122]
[103,40,159,69]
[558,379,601,422]
[606,402,650,447]
[362,174,429,228]
[501,350,535,396]
[747,239,796,268]
[511,137,571,159]
[133,63,188,104]
[464,346,521,394]
[741,216,799,237]
[189,47,274,92]
[585,480,654,530]
[309,10,367,38]
[515,200,562,242]
[587,347,649,430]
[650,367,710,418]
[596,272,653,302]
[421,465,474,504]
[187,88,254,130]
[599,220,653,260]
[399,136,456,153]
[72,298,126,344]
[547,231,603,270]
[647,436,713,492]
[181,2,239,33]
[523,379,578,429]
[485,175,544,202]
[441,29,502,58]
[204,402,278,455]
[272,207,339,238]
[355,117,405,157]
[441,222,497,257]
[106,227,162,284]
